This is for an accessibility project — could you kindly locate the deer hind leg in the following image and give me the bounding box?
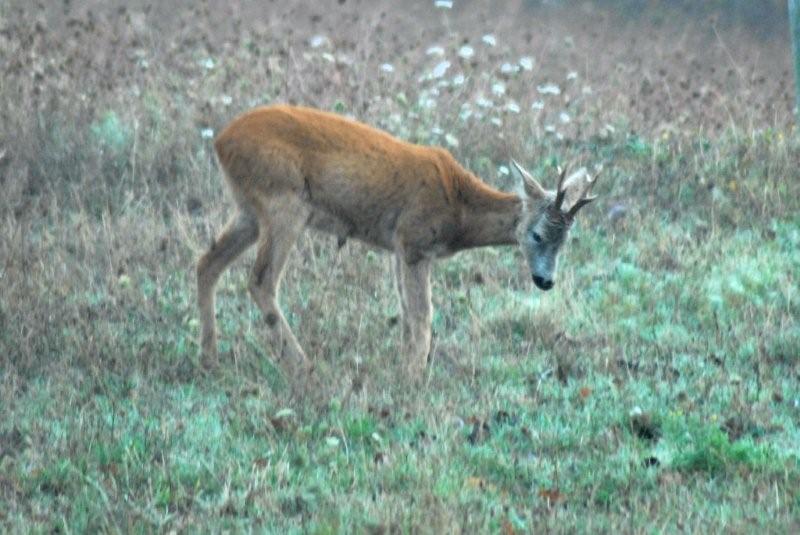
[197,211,259,366]
[394,253,433,380]
[393,254,411,350]
[248,194,310,372]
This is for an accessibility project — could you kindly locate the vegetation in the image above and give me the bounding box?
[0,1,798,532]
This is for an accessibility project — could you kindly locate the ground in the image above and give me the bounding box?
[0,1,798,532]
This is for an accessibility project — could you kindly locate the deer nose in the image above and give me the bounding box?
[532,275,554,291]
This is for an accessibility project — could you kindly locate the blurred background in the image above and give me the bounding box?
[1,2,798,532]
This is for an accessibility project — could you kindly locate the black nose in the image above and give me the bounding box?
[532,275,554,291]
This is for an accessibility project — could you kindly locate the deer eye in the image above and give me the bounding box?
[531,231,542,244]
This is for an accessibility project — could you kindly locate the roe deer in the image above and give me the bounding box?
[197,105,600,378]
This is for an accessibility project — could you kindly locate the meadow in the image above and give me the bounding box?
[0,1,798,532]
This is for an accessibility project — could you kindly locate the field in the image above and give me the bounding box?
[1,0,799,532]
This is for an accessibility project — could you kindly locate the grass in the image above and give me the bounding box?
[1,1,799,532]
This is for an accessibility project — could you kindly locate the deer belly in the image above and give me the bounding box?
[305,207,396,250]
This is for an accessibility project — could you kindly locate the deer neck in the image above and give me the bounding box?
[453,186,523,251]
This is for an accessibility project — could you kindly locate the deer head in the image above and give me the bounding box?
[510,160,600,291]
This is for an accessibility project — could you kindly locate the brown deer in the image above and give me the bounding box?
[197,105,599,378]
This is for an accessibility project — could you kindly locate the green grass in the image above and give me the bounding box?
[3,202,798,531]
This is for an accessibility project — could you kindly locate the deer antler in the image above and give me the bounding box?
[554,165,569,210]
[566,166,603,218]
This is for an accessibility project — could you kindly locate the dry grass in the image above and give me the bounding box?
[1,1,799,532]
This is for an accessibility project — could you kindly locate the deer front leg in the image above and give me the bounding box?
[394,253,433,381]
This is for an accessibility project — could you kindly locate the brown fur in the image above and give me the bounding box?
[196,105,594,378]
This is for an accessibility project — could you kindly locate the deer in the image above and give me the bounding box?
[197,105,600,380]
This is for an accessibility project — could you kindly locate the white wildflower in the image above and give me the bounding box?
[459,106,473,121]
[476,95,494,108]
[309,35,329,49]
[481,34,497,46]
[380,63,395,73]
[490,117,503,127]
[200,57,215,70]
[559,112,571,124]
[221,95,232,106]
[431,60,451,78]
[537,83,561,95]
[336,54,354,66]
[491,81,506,96]
[201,128,214,139]
[445,133,459,147]
[567,71,578,81]
[420,96,437,109]
[506,100,521,113]
[531,100,545,110]
[435,0,453,8]
[500,62,519,74]
[458,45,474,59]
[519,56,534,71]
[498,165,510,176]
[426,45,445,56]
[452,73,465,85]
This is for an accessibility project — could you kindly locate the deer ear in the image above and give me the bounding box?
[510,159,547,199]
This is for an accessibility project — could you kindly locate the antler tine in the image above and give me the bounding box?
[589,165,604,187]
[566,165,603,218]
[554,164,569,210]
[567,196,596,218]
[580,166,601,198]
